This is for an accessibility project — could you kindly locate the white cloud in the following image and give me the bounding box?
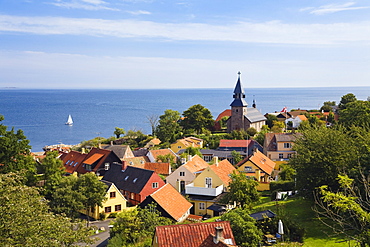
[49,0,119,11]
[1,14,370,45]
[301,2,369,15]
[126,10,151,15]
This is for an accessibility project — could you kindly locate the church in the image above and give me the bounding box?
[226,72,266,133]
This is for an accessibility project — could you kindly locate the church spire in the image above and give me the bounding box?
[230,71,247,107]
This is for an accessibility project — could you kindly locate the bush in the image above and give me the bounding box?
[270,181,295,192]
[99,212,106,220]
[108,212,118,218]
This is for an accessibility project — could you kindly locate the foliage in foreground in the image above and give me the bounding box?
[0,173,93,246]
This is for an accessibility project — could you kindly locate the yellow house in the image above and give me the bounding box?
[170,136,203,153]
[236,150,276,191]
[83,180,127,220]
[263,133,301,161]
[185,159,236,217]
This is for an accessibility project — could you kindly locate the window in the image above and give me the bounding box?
[115,204,122,211]
[130,193,135,199]
[205,177,212,188]
[85,164,92,171]
[244,166,253,172]
[284,143,292,149]
[105,206,112,213]
[110,192,116,198]
[124,176,129,181]
[152,182,158,188]
[279,153,284,159]
[74,162,78,167]
[133,178,138,183]
[287,153,293,159]
[69,161,74,166]
[66,160,70,165]
[178,146,181,149]
[179,171,185,176]
[199,202,205,210]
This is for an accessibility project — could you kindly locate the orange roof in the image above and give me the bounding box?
[150,149,176,161]
[296,115,308,121]
[154,221,236,247]
[210,159,236,186]
[183,155,209,173]
[143,162,171,175]
[215,109,232,122]
[245,150,275,175]
[150,184,192,221]
[83,153,104,165]
[150,138,161,145]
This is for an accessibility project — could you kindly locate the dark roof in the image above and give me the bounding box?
[102,163,154,194]
[133,148,149,157]
[245,108,267,123]
[207,204,227,212]
[249,210,276,221]
[230,74,247,107]
[102,145,131,159]
[100,180,113,192]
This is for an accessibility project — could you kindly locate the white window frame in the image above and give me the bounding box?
[152,182,158,188]
[205,177,212,188]
[199,202,205,210]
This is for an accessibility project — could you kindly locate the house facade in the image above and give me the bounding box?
[166,155,209,193]
[185,159,236,217]
[264,133,301,161]
[170,137,203,154]
[102,164,165,206]
[139,183,192,222]
[81,180,127,220]
[236,149,276,191]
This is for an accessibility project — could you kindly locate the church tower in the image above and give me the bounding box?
[228,71,247,132]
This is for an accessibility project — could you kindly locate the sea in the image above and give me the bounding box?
[1,87,370,152]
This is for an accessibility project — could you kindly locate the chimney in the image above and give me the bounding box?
[213,156,219,166]
[110,141,113,146]
[98,143,102,149]
[122,160,127,171]
[187,155,192,162]
[213,226,224,244]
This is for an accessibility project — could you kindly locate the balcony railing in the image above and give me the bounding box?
[185,183,224,196]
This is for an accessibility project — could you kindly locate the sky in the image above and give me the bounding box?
[1,0,370,89]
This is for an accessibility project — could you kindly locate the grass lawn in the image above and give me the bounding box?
[253,196,349,247]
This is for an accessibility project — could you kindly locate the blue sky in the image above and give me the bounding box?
[1,0,370,89]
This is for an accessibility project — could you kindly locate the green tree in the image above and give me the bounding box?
[265,114,278,128]
[227,129,249,140]
[155,109,182,143]
[289,126,355,197]
[38,150,65,199]
[221,172,260,208]
[221,207,263,247]
[246,127,257,137]
[75,173,107,224]
[0,173,93,246]
[180,104,214,134]
[339,100,370,129]
[114,127,125,138]
[254,125,270,146]
[315,174,370,246]
[320,101,336,112]
[49,176,85,218]
[231,150,243,166]
[338,93,357,110]
[180,147,203,158]
[0,115,35,175]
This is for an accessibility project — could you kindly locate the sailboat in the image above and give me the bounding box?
[65,114,73,125]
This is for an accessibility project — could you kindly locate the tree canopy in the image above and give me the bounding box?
[155,109,181,144]
[180,104,214,134]
[0,173,93,246]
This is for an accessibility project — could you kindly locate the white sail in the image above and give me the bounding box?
[65,115,73,125]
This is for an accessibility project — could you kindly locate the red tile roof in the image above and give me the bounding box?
[215,109,232,122]
[154,221,236,247]
[60,150,87,174]
[83,153,104,165]
[210,159,236,186]
[219,139,252,148]
[143,162,171,175]
[149,149,176,161]
[150,184,192,222]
